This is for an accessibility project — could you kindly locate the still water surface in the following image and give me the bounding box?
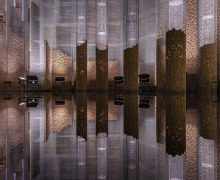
[0,93,217,180]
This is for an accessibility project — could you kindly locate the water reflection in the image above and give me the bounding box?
[0,93,218,179]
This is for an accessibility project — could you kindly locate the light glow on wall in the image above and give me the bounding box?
[127,0,138,48]
[168,0,185,30]
[77,0,86,45]
[199,137,215,180]
[97,133,107,179]
[97,0,107,50]
[77,136,86,179]
[199,0,216,46]
[168,154,184,180]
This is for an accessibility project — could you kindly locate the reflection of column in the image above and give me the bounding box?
[124,0,138,92]
[76,0,87,91]
[124,94,138,179]
[167,155,185,180]
[166,0,186,93]
[156,95,165,143]
[76,92,87,179]
[198,0,217,93]
[166,95,186,156]
[96,93,108,179]
[96,0,108,91]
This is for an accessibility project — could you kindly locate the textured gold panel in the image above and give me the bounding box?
[124,94,138,139]
[166,95,186,156]
[76,92,87,140]
[124,45,139,92]
[45,41,73,89]
[166,29,186,93]
[96,93,108,135]
[186,109,199,180]
[76,42,87,91]
[156,39,166,92]
[186,0,198,74]
[96,48,108,91]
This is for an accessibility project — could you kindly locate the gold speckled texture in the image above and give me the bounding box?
[96,93,108,135]
[166,95,186,156]
[186,109,199,180]
[45,42,72,89]
[96,48,108,90]
[76,42,87,91]
[166,29,186,93]
[186,0,198,74]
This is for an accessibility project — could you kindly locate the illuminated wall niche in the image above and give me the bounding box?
[124,0,138,91]
[199,0,217,93]
[166,0,186,93]
[96,0,108,90]
[76,0,87,91]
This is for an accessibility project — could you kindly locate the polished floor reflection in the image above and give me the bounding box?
[0,93,218,180]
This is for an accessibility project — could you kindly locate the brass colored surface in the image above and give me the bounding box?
[76,42,87,91]
[96,93,108,135]
[96,48,108,91]
[156,39,166,92]
[166,95,186,156]
[124,94,139,139]
[124,45,139,92]
[166,29,186,93]
[199,43,217,95]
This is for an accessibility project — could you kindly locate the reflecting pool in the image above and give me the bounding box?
[0,92,218,180]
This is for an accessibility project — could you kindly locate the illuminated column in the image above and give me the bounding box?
[156,0,166,92]
[124,94,138,179]
[96,93,108,179]
[199,0,217,94]
[76,92,87,179]
[96,0,108,91]
[76,0,87,91]
[166,0,186,93]
[124,0,139,92]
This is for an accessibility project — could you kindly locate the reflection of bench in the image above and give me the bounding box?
[114,76,124,90]
[55,96,65,105]
[4,81,12,89]
[55,77,65,88]
[139,96,150,108]
[114,94,124,105]
[26,76,38,85]
[139,74,150,85]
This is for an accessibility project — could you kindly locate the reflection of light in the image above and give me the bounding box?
[98,2,106,6]
[169,0,183,6]
[201,15,214,20]
[170,178,181,180]
[78,16,85,19]
[18,102,26,106]
[78,40,85,44]
[98,147,106,151]
[202,163,214,168]
[98,32,106,35]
